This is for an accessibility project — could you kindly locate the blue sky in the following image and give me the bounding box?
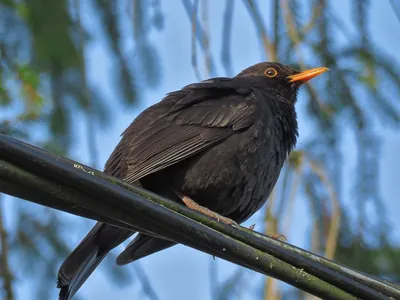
[10,1,400,299]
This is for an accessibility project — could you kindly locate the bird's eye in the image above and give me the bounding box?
[264,68,278,78]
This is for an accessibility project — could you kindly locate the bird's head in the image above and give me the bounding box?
[236,62,328,102]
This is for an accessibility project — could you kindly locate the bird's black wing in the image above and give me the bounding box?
[116,79,257,184]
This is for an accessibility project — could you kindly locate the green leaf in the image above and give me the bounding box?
[15,3,29,20]
[17,64,40,89]
[0,85,11,106]
[16,64,44,112]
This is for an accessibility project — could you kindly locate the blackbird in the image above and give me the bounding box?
[57,62,328,299]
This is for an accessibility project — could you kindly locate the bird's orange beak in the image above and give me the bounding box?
[287,67,329,83]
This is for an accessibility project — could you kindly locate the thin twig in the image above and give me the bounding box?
[280,0,302,57]
[276,166,290,218]
[280,0,328,112]
[134,261,161,300]
[264,275,280,300]
[76,0,98,168]
[327,9,353,41]
[244,0,277,60]
[264,183,278,299]
[201,0,212,77]
[272,0,280,58]
[264,186,279,237]
[181,0,216,77]
[220,0,234,76]
[301,2,323,35]
[0,195,14,300]
[389,0,400,24]
[283,164,304,235]
[209,255,218,299]
[191,0,202,81]
[306,155,341,260]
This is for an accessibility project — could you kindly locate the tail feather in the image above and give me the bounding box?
[57,222,133,300]
[58,249,107,300]
[116,233,176,265]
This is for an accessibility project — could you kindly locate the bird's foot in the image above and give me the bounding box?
[267,233,287,241]
[181,196,239,227]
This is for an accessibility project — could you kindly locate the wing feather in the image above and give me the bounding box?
[105,79,258,184]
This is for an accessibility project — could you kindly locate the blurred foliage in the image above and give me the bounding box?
[1,0,400,300]
[0,0,163,299]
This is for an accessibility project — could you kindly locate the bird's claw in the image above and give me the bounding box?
[181,195,239,227]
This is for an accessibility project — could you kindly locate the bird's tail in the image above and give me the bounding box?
[116,233,176,265]
[57,222,133,300]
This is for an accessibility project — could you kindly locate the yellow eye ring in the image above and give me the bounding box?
[264,68,278,78]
